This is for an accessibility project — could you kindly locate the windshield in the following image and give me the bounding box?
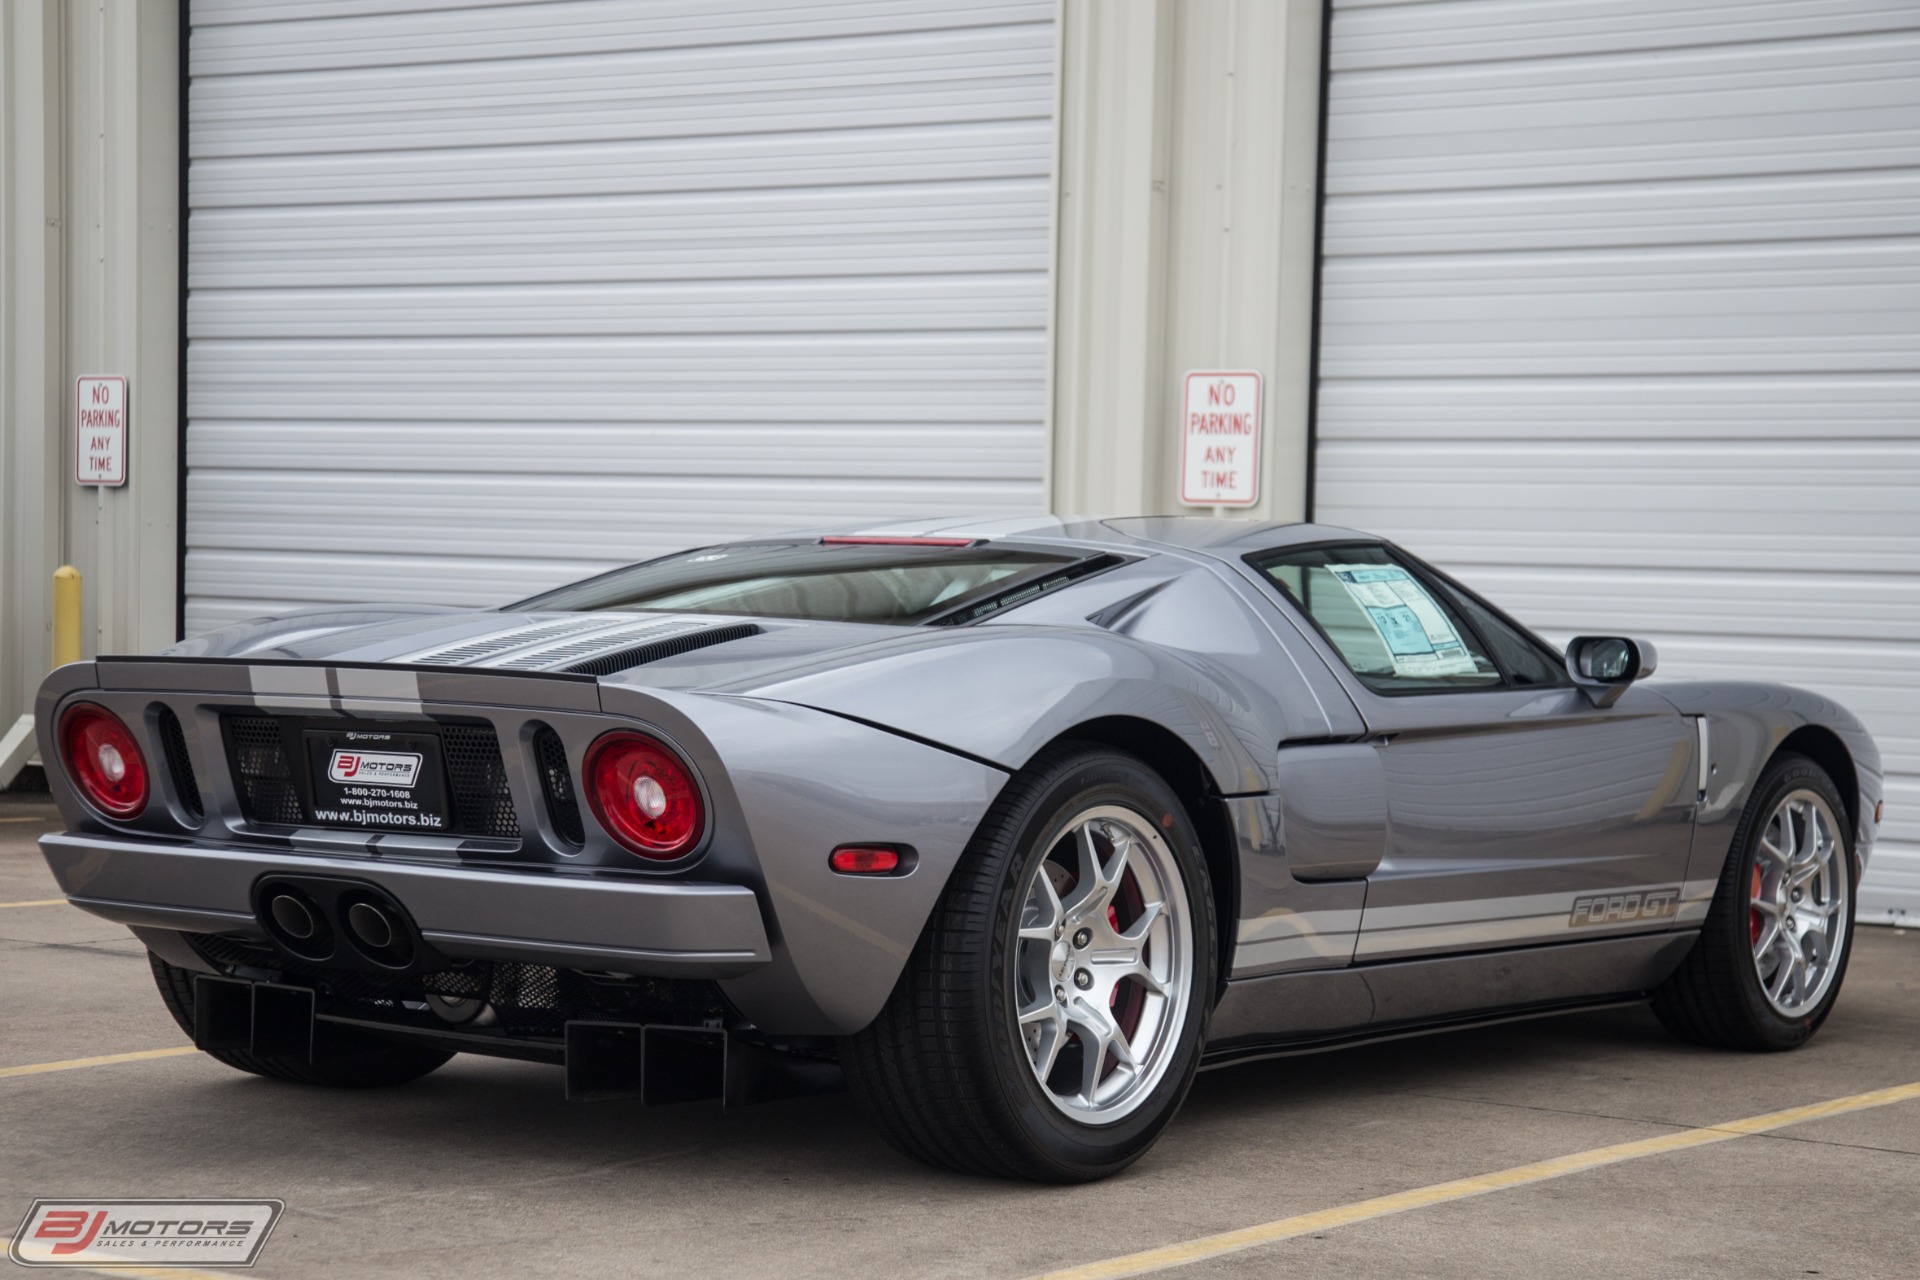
[512,541,1085,626]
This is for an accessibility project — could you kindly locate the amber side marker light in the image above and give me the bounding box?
[60,703,149,819]
[830,845,902,875]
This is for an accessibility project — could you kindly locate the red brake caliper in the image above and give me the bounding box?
[1750,865,1764,945]
[1108,905,1121,1007]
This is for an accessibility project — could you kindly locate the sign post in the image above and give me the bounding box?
[75,375,128,487]
[1178,370,1260,508]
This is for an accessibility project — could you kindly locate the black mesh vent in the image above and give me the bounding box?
[436,963,570,1032]
[189,935,724,1038]
[226,715,516,838]
[419,964,718,1033]
[155,705,204,821]
[532,726,584,846]
[561,622,760,676]
[191,932,292,974]
[226,715,305,825]
[442,724,519,838]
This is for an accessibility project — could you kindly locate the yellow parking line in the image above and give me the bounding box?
[79,1268,236,1280]
[0,897,66,908]
[0,1047,199,1080]
[1032,1079,1920,1280]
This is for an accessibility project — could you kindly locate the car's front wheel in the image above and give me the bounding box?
[1652,752,1856,1051]
[842,745,1216,1182]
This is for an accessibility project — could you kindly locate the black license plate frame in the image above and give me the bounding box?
[303,728,453,834]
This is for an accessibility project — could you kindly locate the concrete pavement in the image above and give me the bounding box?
[3,787,1917,1278]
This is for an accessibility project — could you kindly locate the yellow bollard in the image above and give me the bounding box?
[52,565,81,667]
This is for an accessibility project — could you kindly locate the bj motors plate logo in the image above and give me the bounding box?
[327,748,421,787]
[9,1200,281,1267]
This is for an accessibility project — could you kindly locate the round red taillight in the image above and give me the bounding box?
[59,703,149,819]
[583,730,704,860]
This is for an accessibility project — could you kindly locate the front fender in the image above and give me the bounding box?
[1651,679,1884,885]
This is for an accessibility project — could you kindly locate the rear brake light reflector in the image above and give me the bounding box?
[829,845,902,875]
[59,703,149,819]
[583,730,704,860]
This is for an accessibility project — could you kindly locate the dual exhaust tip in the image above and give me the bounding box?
[268,895,395,951]
[255,878,420,971]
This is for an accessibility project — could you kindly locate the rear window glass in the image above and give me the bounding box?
[513,542,1084,626]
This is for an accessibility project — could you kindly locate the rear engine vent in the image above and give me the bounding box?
[409,617,613,667]
[155,705,204,822]
[562,621,761,676]
[532,726,584,846]
[441,724,519,839]
[226,715,305,826]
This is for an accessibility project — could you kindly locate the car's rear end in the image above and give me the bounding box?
[33,613,1009,1101]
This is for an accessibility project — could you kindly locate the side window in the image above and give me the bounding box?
[1250,545,1503,694]
[1429,575,1570,688]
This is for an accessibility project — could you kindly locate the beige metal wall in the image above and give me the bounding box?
[0,0,1328,781]
[1050,0,1323,521]
[0,0,180,775]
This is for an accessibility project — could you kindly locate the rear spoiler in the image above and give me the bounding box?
[90,655,602,714]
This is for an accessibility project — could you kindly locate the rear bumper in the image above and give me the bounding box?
[40,830,771,979]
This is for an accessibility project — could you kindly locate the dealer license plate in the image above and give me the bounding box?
[304,729,452,834]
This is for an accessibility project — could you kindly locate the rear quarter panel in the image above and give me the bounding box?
[724,623,1335,797]
[599,684,1010,1036]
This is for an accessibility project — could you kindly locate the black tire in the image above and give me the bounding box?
[841,745,1217,1182]
[1652,753,1857,1051]
[149,952,454,1087]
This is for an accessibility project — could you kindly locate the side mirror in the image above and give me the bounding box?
[1565,636,1658,708]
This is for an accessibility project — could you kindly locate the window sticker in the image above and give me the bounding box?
[1325,564,1482,678]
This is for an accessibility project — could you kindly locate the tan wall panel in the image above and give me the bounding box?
[0,0,178,751]
[1050,0,1321,521]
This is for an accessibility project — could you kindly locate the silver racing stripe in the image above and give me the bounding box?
[247,663,332,712]
[1231,907,1363,977]
[1350,881,1719,961]
[1674,878,1720,926]
[394,612,724,672]
[336,667,423,717]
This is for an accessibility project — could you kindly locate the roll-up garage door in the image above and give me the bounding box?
[183,0,1054,632]
[1313,0,1920,921]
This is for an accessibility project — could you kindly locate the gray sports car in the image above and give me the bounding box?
[35,517,1883,1181]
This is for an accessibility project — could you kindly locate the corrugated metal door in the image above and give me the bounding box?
[1314,0,1920,921]
[184,0,1055,632]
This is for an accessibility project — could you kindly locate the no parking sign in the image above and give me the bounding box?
[1178,371,1260,507]
[75,375,127,487]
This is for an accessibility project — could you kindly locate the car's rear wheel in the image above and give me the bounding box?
[1652,753,1855,1051]
[148,952,454,1087]
[841,745,1215,1182]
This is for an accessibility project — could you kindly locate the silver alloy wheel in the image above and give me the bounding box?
[1750,788,1849,1016]
[1013,804,1193,1125]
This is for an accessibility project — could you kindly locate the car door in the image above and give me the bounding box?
[1245,542,1698,964]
